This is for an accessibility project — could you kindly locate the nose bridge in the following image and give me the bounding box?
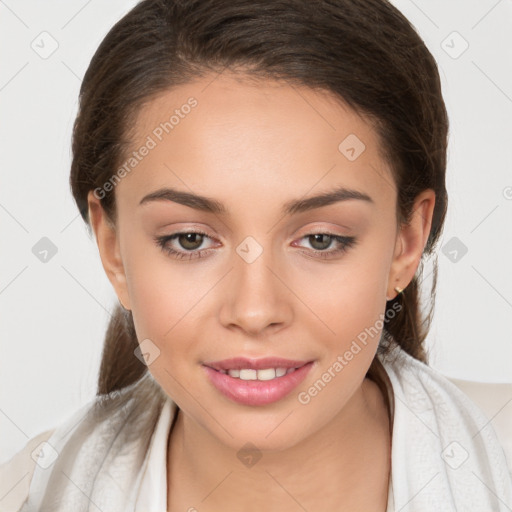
[236,236,276,294]
[219,234,291,333]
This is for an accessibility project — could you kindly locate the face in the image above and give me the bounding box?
[88,72,434,451]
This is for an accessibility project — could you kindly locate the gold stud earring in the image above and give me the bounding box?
[386,286,404,301]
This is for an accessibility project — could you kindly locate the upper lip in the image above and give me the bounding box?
[203,357,312,371]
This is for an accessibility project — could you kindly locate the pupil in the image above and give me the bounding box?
[310,234,331,250]
[181,233,202,250]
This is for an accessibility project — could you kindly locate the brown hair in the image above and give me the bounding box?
[69,0,448,397]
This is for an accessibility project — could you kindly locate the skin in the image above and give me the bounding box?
[87,72,435,511]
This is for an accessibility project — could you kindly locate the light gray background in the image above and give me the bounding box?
[1,0,511,463]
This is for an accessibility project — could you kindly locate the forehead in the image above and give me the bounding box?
[116,72,395,212]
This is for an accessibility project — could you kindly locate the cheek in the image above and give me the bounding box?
[122,231,196,337]
[300,254,389,347]
[121,235,208,376]
[125,257,174,340]
[123,248,202,396]
[295,272,387,418]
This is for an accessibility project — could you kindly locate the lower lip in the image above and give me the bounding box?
[202,362,314,406]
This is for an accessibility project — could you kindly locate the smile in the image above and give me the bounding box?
[219,367,299,380]
[202,361,314,406]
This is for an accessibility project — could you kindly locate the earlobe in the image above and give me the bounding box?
[386,189,435,301]
[87,191,132,310]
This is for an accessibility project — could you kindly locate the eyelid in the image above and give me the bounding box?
[293,222,354,235]
[154,225,351,246]
[154,228,357,263]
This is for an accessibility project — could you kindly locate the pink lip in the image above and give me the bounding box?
[203,356,311,371]
[202,361,314,406]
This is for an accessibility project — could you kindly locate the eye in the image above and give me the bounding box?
[154,230,357,261]
[293,232,357,259]
[154,230,216,260]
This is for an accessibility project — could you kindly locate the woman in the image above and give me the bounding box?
[1,0,511,510]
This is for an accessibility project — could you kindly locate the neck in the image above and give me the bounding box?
[167,376,392,512]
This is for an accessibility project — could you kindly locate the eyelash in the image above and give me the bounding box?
[154,230,357,261]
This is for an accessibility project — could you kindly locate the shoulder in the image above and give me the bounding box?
[378,345,512,508]
[0,428,56,512]
[3,374,170,511]
[444,375,512,476]
[0,381,142,511]
[380,345,512,476]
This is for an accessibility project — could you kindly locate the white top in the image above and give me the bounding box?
[134,398,172,511]
[133,399,396,511]
[2,343,511,511]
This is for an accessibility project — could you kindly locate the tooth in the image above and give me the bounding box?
[225,367,296,380]
[257,368,276,380]
[239,369,257,380]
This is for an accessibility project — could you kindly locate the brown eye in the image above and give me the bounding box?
[154,230,215,260]
[177,232,205,251]
[308,234,333,251]
[293,232,357,260]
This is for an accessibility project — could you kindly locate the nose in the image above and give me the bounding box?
[218,243,293,336]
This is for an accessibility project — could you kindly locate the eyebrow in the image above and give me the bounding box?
[139,185,374,216]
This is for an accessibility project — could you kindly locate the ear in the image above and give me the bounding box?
[87,190,132,310]
[386,189,436,301]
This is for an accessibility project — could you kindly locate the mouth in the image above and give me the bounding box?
[202,359,315,406]
[207,365,307,381]
[203,356,312,372]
